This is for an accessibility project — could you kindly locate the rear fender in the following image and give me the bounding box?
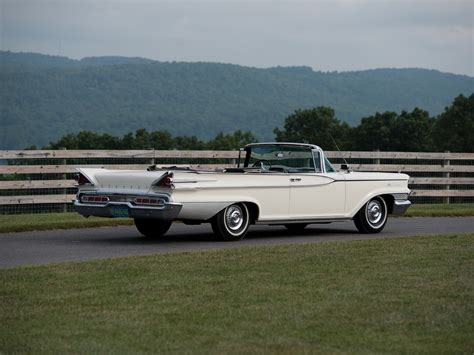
[177,198,261,221]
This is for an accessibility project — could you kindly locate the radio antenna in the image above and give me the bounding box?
[329,134,350,172]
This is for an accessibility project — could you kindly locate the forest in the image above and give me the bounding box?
[1,51,473,149]
[44,94,473,152]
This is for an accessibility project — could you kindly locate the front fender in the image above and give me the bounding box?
[347,187,410,218]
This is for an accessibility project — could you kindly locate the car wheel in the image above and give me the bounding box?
[284,223,307,232]
[354,197,388,234]
[211,203,250,241]
[134,218,172,238]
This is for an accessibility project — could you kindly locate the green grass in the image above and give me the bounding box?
[0,212,132,233]
[0,203,473,234]
[1,234,473,353]
[405,203,474,217]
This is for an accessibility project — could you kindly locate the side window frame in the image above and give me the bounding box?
[311,149,324,173]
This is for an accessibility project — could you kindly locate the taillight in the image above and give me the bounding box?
[74,173,93,186]
[154,172,174,189]
[134,197,164,206]
[81,195,109,204]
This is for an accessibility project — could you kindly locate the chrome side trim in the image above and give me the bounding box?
[256,218,351,225]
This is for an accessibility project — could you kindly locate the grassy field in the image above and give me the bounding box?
[0,203,473,234]
[1,234,473,353]
[404,203,474,217]
[0,212,133,233]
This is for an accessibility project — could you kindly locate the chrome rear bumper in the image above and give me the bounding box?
[74,199,182,220]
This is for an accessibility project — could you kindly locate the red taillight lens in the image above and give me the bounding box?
[81,195,109,204]
[134,197,164,206]
[74,173,93,186]
[155,172,174,189]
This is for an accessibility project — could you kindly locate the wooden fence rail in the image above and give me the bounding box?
[1,150,473,208]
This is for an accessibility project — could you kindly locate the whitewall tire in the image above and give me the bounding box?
[354,197,388,234]
[211,203,250,241]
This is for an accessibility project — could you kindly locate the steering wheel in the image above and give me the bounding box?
[252,159,272,170]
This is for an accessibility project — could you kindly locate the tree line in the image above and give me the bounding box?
[42,94,473,152]
[43,130,258,151]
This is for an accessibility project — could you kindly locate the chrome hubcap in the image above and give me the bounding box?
[225,205,244,231]
[367,200,383,224]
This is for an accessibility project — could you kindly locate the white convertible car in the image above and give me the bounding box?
[74,142,411,240]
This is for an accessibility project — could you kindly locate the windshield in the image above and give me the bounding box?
[244,145,321,173]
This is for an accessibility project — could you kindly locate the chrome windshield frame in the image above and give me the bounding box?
[312,148,326,173]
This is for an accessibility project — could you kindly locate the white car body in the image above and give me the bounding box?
[74,143,411,239]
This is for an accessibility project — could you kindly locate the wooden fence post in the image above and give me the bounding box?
[374,149,380,169]
[444,151,450,204]
[61,147,67,212]
[150,148,155,166]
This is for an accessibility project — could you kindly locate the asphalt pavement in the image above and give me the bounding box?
[1,217,473,268]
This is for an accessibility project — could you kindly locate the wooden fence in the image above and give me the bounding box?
[1,149,473,210]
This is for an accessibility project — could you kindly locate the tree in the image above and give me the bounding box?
[46,133,79,149]
[150,131,174,150]
[274,107,351,150]
[206,130,258,150]
[46,131,122,149]
[125,128,174,149]
[351,112,397,151]
[431,94,474,152]
[392,108,434,151]
[173,136,206,150]
[132,128,151,149]
[352,108,434,151]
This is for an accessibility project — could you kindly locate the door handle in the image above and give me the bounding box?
[290,178,302,182]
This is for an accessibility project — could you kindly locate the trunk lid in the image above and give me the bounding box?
[78,168,167,193]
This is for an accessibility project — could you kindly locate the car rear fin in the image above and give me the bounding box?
[74,172,94,186]
[152,171,175,189]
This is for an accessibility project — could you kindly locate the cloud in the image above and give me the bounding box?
[1,0,472,75]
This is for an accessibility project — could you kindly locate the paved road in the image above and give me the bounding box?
[1,217,473,268]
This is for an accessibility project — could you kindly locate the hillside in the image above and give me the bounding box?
[1,51,473,149]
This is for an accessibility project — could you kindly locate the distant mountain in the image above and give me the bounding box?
[0,51,79,72]
[1,51,473,149]
[0,51,157,73]
[79,56,157,66]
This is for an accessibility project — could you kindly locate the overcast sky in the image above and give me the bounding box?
[1,0,473,76]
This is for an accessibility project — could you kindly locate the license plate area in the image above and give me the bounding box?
[111,205,129,218]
